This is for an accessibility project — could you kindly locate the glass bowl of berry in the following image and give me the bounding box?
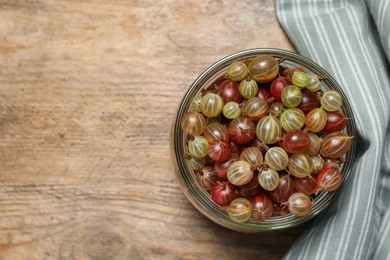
[172,48,356,232]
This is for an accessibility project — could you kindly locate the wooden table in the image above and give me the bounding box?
[0,1,309,259]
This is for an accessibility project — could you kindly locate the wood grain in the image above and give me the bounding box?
[0,0,306,259]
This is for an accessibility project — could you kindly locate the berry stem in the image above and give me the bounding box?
[186,133,195,142]
[278,57,286,64]
[318,75,328,81]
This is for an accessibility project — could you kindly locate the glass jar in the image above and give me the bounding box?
[171,48,356,232]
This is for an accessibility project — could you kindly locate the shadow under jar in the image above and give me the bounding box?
[171,48,356,232]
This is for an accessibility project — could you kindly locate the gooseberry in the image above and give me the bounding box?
[292,71,310,88]
[316,167,342,193]
[188,135,209,158]
[211,181,238,206]
[294,176,317,195]
[281,130,311,154]
[240,147,263,170]
[223,102,241,119]
[250,193,274,221]
[288,153,313,178]
[264,147,289,171]
[208,140,231,162]
[306,75,322,92]
[200,93,224,118]
[321,131,352,158]
[228,117,256,144]
[196,166,219,190]
[218,79,242,103]
[281,85,302,108]
[256,114,282,144]
[243,97,268,121]
[320,90,342,112]
[305,107,327,133]
[203,122,229,143]
[227,160,253,186]
[258,167,280,191]
[227,198,253,223]
[280,108,305,132]
[323,111,347,133]
[287,193,312,217]
[181,111,207,136]
[184,154,206,170]
[248,55,279,83]
[227,61,248,81]
[239,77,258,99]
[270,173,294,203]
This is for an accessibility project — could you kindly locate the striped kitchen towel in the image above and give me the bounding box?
[276,0,390,259]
